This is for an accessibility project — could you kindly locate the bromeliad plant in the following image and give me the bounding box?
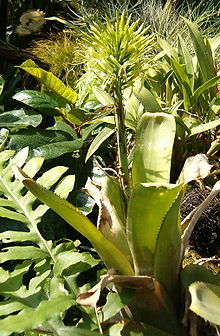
[13,112,220,335]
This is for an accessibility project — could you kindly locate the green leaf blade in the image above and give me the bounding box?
[14,167,134,275]
[0,109,42,128]
[184,19,214,82]
[13,90,61,116]
[154,189,183,300]
[18,60,77,104]
[132,112,176,185]
[189,282,220,325]
[127,183,182,275]
[85,126,114,162]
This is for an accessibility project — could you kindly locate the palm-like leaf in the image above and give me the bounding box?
[0,147,75,260]
[0,147,80,335]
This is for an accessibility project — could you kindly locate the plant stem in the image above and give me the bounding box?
[114,83,131,199]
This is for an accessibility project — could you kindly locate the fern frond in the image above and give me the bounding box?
[0,147,75,262]
[0,147,80,334]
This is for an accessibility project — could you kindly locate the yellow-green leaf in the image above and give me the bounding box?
[18,60,77,104]
[127,183,182,275]
[14,166,134,276]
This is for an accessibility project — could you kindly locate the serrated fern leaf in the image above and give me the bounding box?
[0,295,74,335]
[0,148,101,335]
[0,147,75,261]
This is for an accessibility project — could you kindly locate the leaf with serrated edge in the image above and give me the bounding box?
[14,165,134,275]
[127,183,182,275]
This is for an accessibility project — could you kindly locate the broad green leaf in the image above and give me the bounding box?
[0,231,39,244]
[0,148,80,335]
[127,183,182,275]
[14,166,134,275]
[189,282,220,325]
[0,300,26,317]
[51,326,101,336]
[9,129,73,151]
[30,139,83,160]
[54,250,99,278]
[85,126,114,162]
[9,128,82,159]
[177,35,194,91]
[170,59,192,111]
[181,264,220,289]
[154,190,183,301]
[132,113,176,185]
[68,108,89,125]
[157,38,178,60]
[102,289,134,322]
[0,109,42,128]
[54,175,75,199]
[22,157,44,178]
[48,119,77,138]
[0,246,48,263]
[13,90,61,116]
[18,59,77,104]
[92,87,114,105]
[0,295,74,333]
[0,206,29,223]
[106,324,124,336]
[0,148,75,263]
[190,118,220,136]
[123,87,144,130]
[133,84,162,113]
[11,146,29,167]
[193,76,220,100]
[184,19,214,82]
[0,260,33,292]
[36,166,68,189]
[0,259,50,308]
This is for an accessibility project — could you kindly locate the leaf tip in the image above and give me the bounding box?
[12,164,28,181]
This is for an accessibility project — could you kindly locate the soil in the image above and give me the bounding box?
[181,187,220,257]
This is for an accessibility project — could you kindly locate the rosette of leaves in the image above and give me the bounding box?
[14,113,220,335]
[82,10,155,91]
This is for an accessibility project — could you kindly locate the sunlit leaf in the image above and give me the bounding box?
[14,166,134,275]
[13,90,61,116]
[127,183,182,275]
[85,126,114,162]
[0,109,42,128]
[18,59,77,104]
[184,19,214,82]
[132,112,176,185]
[189,282,220,325]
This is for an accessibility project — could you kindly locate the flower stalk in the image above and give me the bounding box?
[114,82,131,197]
